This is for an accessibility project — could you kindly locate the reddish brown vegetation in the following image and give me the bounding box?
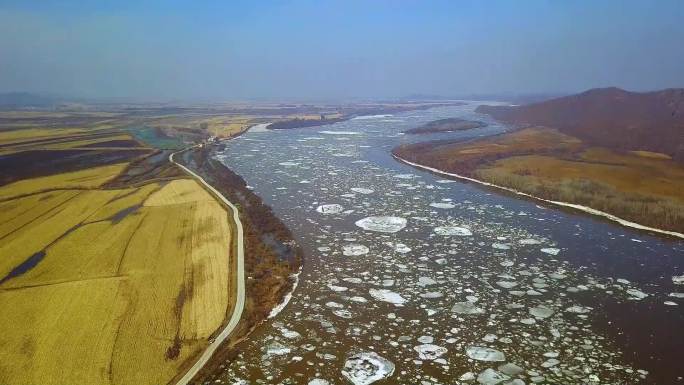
[476,87,684,161]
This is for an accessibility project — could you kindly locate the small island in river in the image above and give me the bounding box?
[403,117,486,134]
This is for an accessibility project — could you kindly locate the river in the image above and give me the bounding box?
[212,103,683,385]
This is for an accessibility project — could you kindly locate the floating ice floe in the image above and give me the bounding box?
[343,244,370,256]
[391,243,412,253]
[420,291,443,299]
[351,187,374,194]
[341,352,395,385]
[626,288,648,300]
[355,216,407,233]
[265,342,292,356]
[308,379,330,385]
[278,161,299,166]
[519,238,541,245]
[451,302,485,315]
[316,204,344,214]
[418,276,438,286]
[434,226,472,236]
[496,281,518,289]
[465,346,506,362]
[492,243,511,250]
[393,173,416,179]
[414,344,448,360]
[477,368,510,385]
[529,305,554,319]
[429,202,456,209]
[369,288,407,305]
[541,248,560,256]
[673,274,684,285]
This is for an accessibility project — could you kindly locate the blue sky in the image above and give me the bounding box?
[1,0,683,100]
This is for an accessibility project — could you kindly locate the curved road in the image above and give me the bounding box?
[169,147,245,385]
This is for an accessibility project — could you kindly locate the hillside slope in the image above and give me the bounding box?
[476,87,684,161]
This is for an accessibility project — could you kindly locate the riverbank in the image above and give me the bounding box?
[392,153,684,240]
[174,142,303,383]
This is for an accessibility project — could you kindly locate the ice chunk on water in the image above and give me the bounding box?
[308,379,330,385]
[341,352,395,385]
[451,302,485,315]
[434,226,472,236]
[529,305,554,319]
[476,368,510,385]
[343,244,370,256]
[541,248,560,255]
[393,243,412,253]
[626,288,648,300]
[496,281,518,289]
[466,346,506,362]
[492,243,511,250]
[418,276,438,286]
[355,216,407,233]
[429,202,456,209]
[414,344,448,360]
[351,187,374,195]
[672,274,684,285]
[317,204,344,214]
[369,288,407,305]
[519,238,541,245]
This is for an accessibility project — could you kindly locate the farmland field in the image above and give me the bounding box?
[0,122,235,385]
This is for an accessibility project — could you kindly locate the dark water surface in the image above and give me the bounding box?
[213,104,683,385]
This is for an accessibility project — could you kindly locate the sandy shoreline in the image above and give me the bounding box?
[393,154,684,240]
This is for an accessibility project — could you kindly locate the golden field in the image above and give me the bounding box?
[394,127,684,233]
[0,165,234,385]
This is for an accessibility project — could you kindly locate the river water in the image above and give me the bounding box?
[213,104,683,385]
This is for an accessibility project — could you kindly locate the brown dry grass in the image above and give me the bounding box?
[395,127,684,233]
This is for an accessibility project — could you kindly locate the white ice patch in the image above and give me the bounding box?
[351,187,374,195]
[355,216,407,233]
[465,346,506,362]
[418,276,438,286]
[343,244,370,256]
[673,274,684,285]
[541,248,560,256]
[391,243,412,253]
[477,368,510,385]
[278,161,299,166]
[369,288,407,305]
[316,204,344,214]
[519,238,541,245]
[429,202,456,209]
[451,302,485,315]
[529,305,554,319]
[434,226,472,236]
[341,352,395,385]
[414,344,448,360]
[308,379,330,385]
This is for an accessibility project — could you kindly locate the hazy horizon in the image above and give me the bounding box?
[1,0,683,101]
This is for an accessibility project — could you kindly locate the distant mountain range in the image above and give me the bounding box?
[477,87,684,161]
